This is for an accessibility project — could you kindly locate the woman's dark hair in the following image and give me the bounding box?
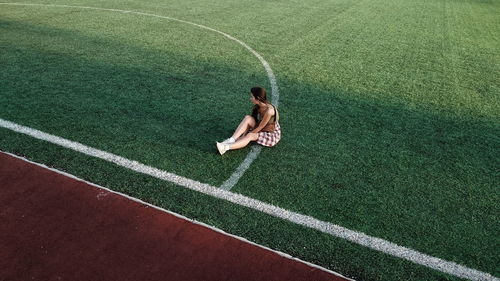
[250,87,269,120]
[251,87,268,103]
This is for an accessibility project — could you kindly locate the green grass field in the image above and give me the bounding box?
[1,0,499,280]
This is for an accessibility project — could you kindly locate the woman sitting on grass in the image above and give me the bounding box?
[216,86,281,155]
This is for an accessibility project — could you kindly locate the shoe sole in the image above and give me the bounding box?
[216,142,225,155]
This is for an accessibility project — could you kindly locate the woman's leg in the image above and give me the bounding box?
[231,115,256,140]
[229,132,259,150]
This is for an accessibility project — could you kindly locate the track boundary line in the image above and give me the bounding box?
[0,2,279,191]
[0,118,497,281]
[1,150,353,281]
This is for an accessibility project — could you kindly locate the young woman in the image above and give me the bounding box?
[216,86,281,155]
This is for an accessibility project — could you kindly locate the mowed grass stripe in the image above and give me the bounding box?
[1,118,498,281]
[1,0,498,280]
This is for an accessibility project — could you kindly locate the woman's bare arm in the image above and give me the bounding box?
[251,107,274,134]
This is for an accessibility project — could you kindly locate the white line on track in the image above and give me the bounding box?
[0,2,278,191]
[1,150,353,281]
[0,118,498,281]
[1,3,498,280]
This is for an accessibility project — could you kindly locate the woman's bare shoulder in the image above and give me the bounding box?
[266,104,275,115]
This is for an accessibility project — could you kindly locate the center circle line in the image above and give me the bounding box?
[0,2,280,190]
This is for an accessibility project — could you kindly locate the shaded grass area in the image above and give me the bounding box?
[231,0,500,274]
[0,130,464,281]
[235,79,499,275]
[1,0,499,280]
[0,9,269,185]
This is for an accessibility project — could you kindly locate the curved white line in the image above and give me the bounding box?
[220,145,261,190]
[2,4,498,280]
[0,118,497,281]
[0,2,278,190]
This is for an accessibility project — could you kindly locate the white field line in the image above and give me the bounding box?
[1,151,353,281]
[220,145,261,190]
[1,3,498,280]
[0,2,278,191]
[0,119,498,281]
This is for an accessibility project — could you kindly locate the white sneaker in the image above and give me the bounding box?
[216,142,229,155]
[222,137,235,144]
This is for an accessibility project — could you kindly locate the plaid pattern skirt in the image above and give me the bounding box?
[256,123,281,147]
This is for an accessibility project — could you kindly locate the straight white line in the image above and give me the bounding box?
[0,2,277,191]
[1,150,353,281]
[0,118,497,281]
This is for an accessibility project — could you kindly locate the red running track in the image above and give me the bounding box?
[0,152,350,281]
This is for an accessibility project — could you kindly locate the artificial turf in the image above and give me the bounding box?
[1,0,498,280]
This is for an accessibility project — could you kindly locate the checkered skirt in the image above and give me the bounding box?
[257,123,281,147]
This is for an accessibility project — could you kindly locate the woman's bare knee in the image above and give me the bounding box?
[244,115,256,127]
